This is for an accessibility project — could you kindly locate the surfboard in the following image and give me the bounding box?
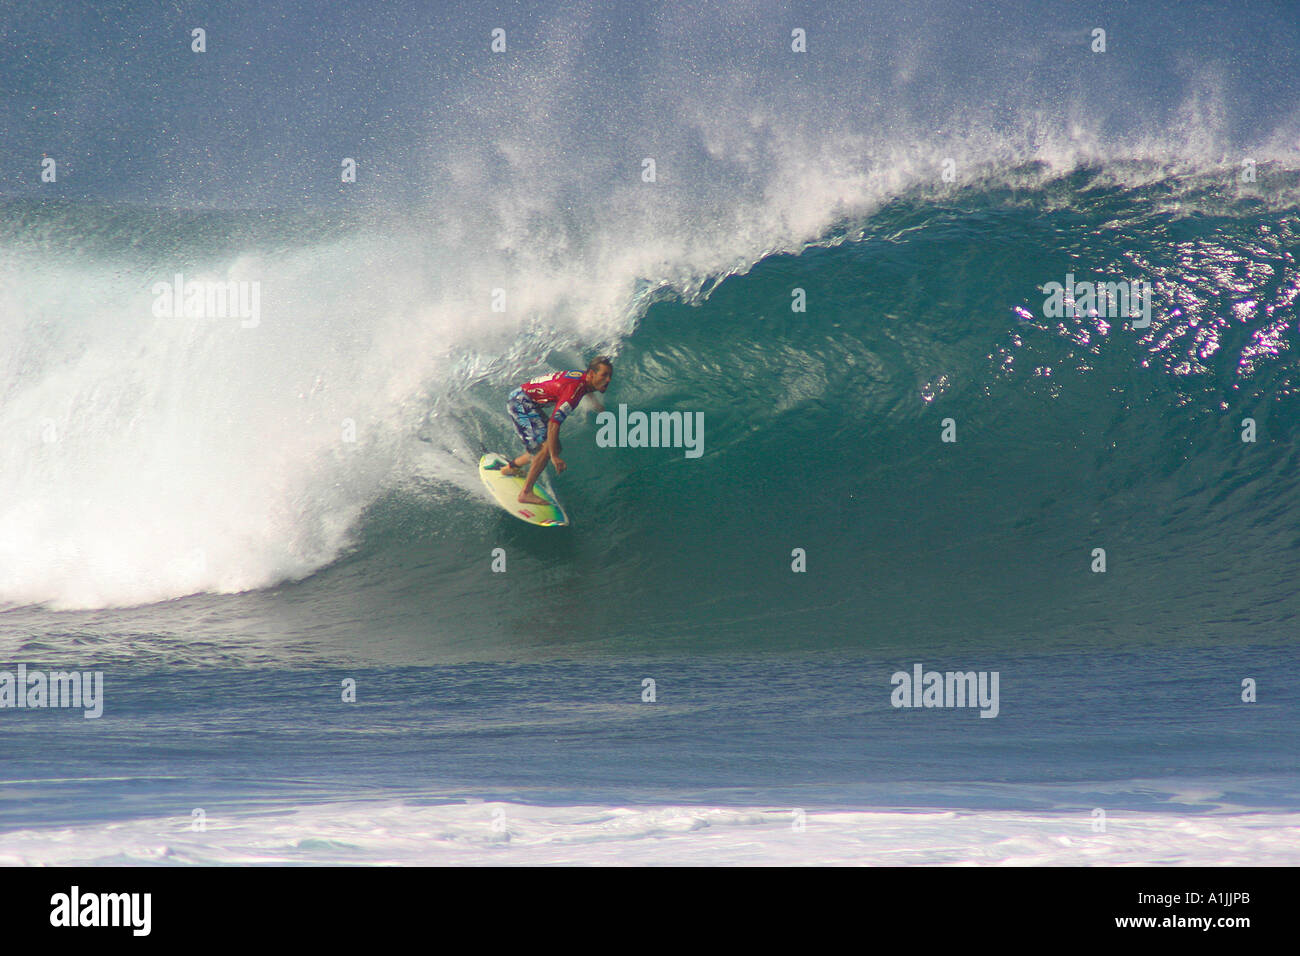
[478,452,570,527]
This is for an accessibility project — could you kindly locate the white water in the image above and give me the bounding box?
[4,798,1297,865]
[3,1,1297,612]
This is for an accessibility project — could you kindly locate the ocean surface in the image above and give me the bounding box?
[1,0,1299,864]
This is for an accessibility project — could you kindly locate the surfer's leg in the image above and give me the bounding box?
[504,389,545,475]
[517,446,551,504]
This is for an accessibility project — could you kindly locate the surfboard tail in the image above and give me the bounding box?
[477,452,570,527]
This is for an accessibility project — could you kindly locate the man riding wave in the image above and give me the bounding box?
[486,356,613,505]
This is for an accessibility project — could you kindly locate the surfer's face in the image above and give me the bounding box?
[588,366,612,392]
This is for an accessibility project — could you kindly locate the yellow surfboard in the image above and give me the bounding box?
[478,452,570,527]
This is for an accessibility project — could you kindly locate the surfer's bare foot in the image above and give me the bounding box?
[517,490,547,505]
[500,465,518,476]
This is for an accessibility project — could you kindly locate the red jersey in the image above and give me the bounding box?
[520,370,592,426]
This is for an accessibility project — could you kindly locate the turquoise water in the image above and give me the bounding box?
[6,168,1298,659]
[3,173,1298,839]
[1,0,1298,859]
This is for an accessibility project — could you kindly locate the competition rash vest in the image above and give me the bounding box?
[519,371,592,427]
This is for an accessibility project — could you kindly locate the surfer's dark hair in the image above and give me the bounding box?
[587,356,613,373]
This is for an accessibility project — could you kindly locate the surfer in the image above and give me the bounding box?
[491,357,613,505]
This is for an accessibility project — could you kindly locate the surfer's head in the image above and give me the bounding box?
[586,356,613,392]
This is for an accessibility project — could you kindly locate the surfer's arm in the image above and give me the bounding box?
[544,421,566,473]
[546,391,581,473]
